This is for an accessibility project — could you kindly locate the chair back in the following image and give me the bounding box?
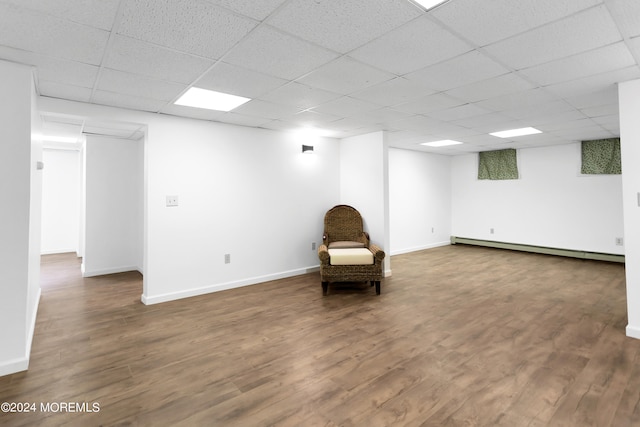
[323,205,368,245]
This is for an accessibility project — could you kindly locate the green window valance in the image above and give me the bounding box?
[581,138,621,175]
[478,148,518,180]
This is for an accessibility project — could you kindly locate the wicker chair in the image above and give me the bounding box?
[317,205,385,295]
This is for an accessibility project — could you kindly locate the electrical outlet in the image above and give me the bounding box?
[166,195,179,207]
[490,228,494,234]
[311,242,316,250]
[224,254,231,264]
[616,237,624,246]
[431,227,434,233]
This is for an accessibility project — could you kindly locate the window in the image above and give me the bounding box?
[581,138,621,175]
[478,148,518,180]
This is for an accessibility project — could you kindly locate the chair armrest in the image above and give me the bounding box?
[368,243,385,263]
[318,244,330,264]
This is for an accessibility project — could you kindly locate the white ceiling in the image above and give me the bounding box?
[1,0,638,153]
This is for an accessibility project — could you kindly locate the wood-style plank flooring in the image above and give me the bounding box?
[1,245,640,426]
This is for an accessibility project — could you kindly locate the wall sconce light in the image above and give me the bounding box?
[302,144,314,154]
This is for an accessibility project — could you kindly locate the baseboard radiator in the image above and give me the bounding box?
[450,236,625,263]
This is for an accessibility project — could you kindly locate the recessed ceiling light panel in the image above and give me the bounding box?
[174,87,251,112]
[490,127,542,138]
[421,139,463,147]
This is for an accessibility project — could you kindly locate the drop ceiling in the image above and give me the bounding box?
[0,0,638,153]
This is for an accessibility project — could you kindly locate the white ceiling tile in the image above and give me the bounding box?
[0,3,109,65]
[580,103,619,118]
[312,96,380,117]
[543,66,640,98]
[322,117,376,132]
[217,112,274,127]
[525,109,589,127]
[118,0,257,59]
[432,0,602,46]
[427,103,493,122]
[160,104,227,121]
[446,73,535,103]
[2,0,121,30]
[484,6,623,70]
[297,56,395,95]
[394,92,466,115]
[348,16,471,75]
[606,0,640,38]
[405,50,509,91]
[222,25,338,80]
[196,62,287,99]
[39,80,93,102]
[548,127,614,141]
[267,0,421,53]
[232,99,301,120]
[204,0,288,21]
[476,88,556,111]
[97,69,187,102]
[387,130,437,145]
[104,35,215,84]
[387,115,443,133]
[92,90,167,112]
[538,118,597,132]
[592,114,620,127]
[627,36,640,63]
[258,82,341,110]
[0,46,99,88]
[565,88,619,109]
[519,42,635,87]
[282,110,342,126]
[349,108,414,126]
[350,77,434,107]
[504,101,586,123]
[450,113,521,132]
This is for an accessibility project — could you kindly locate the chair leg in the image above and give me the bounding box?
[370,281,374,287]
[322,282,328,295]
[375,281,380,295]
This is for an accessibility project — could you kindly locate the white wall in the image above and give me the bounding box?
[38,98,341,304]
[451,143,624,254]
[389,148,451,255]
[142,116,339,303]
[41,148,81,254]
[340,131,390,274]
[619,79,640,339]
[0,60,41,376]
[83,135,143,277]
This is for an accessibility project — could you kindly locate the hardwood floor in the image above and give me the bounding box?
[1,245,640,426]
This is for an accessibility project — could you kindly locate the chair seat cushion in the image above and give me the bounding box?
[328,248,374,265]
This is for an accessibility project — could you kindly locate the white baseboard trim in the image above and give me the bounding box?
[141,265,321,305]
[82,265,140,278]
[0,357,29,377]
[40,248,78,255]
[0,288,40,378]
[390,241,450,256]
[26,287,41,358]
[626,324,640,340]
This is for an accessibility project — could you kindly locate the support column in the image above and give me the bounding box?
[619,79,640,339]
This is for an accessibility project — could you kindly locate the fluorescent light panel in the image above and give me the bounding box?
[175,87,251,112]
[413,0,449,11]
[490,127,542,138]
[421,139,463,147]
